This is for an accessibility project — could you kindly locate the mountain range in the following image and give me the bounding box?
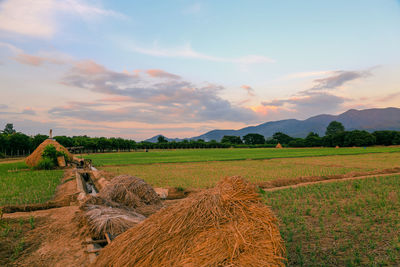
[145,107,400,142]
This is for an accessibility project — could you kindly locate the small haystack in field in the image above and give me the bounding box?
[98,175,163,216]
[276,142,283,148]
[80,205,145,239]
[93,176,286,267]
[25,139,72,167]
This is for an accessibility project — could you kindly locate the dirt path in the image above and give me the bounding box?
[264,172,400,191]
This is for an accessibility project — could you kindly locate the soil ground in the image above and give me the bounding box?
[3,207,89,267]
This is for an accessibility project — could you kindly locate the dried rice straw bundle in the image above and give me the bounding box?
[98,175,163,216]
[81,205,145,239]
[25,139,72,167]
[93,176,286,267]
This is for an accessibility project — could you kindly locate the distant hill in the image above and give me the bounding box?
[190,107,400,141]
[145,134,183,143]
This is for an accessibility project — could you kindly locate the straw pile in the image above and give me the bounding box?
[25,139,72,167]
[81,205,145,239]
[275,143,283,148]
[79,175,163,238]
[98,175,163,216]
[93,176,286,267]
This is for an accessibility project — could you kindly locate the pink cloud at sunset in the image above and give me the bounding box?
[146,69,181,79]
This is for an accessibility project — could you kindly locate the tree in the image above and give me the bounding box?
[157,135,168,143]
[32,134,48,150]
[373,131,399,146]
[272,132,294,145]
[243,133,265,145]
[343,130,376,147]
[8,132,31,154]
[325,121,345,136]
[304,132,322,147]
[221,135,242,144]
[288,138,306,147]
[2,123,16,135]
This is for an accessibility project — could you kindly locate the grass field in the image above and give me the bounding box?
[101,152,400,188]
[263,175,400,266]
[84,146,400,166]
[0,161,63,206]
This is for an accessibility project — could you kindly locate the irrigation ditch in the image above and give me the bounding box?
[75,161,111,263]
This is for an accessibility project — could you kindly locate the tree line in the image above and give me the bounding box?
[1,121,400,158]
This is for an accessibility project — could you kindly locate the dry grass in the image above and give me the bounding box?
[98,175,162,216]
[100,152,400,189]
[80,205,145,239]
[78,175,163,239]
[94,176,286,267]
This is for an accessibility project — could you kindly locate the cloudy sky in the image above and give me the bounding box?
[0,0,399,140]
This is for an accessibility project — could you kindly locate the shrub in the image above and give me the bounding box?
[34,158,56,170]
[0,152,5,159]
[42,144,68,165]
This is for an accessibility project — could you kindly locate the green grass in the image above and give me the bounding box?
[101,152,400,188]
[0,161,63,206]
[264,175,400,266]
[83,146,400,166]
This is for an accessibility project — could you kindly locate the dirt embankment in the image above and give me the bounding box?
[4,206,89,267]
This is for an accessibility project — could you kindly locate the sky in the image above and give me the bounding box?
[0,0,399,140]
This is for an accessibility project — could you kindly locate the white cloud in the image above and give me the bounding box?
[0,0,54,37]
[0,0,125,38]
[124,41,274,65]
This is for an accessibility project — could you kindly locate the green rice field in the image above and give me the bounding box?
[264,175,400,266]
[83,146,400,166]
[0,161,63,206]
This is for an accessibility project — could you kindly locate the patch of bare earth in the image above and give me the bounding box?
[4,206,89,267]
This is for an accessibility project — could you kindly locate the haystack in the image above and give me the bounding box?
[25,139,72,167]
[78,175,163,239]
[98,175,163,216]
[276,142,283,148]
[80,205,145,239]
[93,176,286,267]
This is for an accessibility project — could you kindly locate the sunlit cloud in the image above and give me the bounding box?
[55,60,258,123]
[241,85,255,96]
[0,0,125,38]
[250,105,279,116]
[146,69,181,79]
[14,53,65,66]
[99,96,134,102]
[303,70,372,94]
[21,107,36,115]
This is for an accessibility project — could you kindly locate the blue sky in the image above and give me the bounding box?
[0,0,399,140]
